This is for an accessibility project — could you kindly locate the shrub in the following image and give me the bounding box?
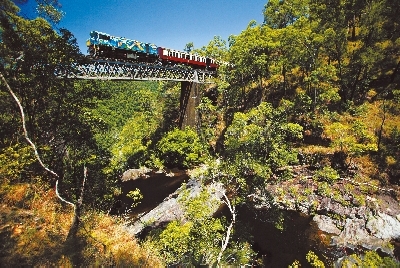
[314,166,339,183]
[0,144,36,183]
[156,127,207,169]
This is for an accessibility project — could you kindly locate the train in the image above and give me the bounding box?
[86,30,219,71]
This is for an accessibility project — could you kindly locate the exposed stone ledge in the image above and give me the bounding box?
[267,180,400,256]
[124,178,224,236]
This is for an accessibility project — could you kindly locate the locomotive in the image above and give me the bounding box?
[86,30,218,71]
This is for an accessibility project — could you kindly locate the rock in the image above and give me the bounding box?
[313,215,341,235]
[125,178,225,236]
[328,215,399,256]
[331,218,384,251]
[366,212,400,240]
[121,167,152,182]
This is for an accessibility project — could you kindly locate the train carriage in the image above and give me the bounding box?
[86,30,219,71]
[87,30,159,63]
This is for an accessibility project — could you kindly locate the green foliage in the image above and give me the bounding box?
[284,122,304,142]
[314,166,340,183]
[126,188,143,208]
[156,220,192,264]
[306,250,325,267]
[324,121,378,157]
[147,187,255,266]
[264,0,310,29]
[224,102,301,174]
[197,97,219,146]
[340,250,399,267]
[108,112,158,171]
[36,1,65,24]
[155,127,207,169]
[192,35,228,61]
[148,188,222,265]
[0,0,118,209]
[0,144,36,182]
[89,81,162,151]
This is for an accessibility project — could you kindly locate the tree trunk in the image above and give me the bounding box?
[67,167,87,239]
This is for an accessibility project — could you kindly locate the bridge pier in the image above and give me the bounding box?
[178,81,200,129]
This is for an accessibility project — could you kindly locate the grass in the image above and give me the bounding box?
[0,178,163,267]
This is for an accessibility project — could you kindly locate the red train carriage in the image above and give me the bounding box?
[157,47,218,71]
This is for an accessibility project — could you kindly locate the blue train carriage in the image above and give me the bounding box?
[87,30,159,62]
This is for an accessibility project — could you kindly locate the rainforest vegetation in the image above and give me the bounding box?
[1,0,400,266]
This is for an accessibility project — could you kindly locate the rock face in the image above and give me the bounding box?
[122,165,400,260]
[125,178,225,236]
[315,201,400,256]
[267,177,400,257]
[366,212,400,240]
[313,215,341,235]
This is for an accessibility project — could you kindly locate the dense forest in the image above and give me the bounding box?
[1,0,400,266]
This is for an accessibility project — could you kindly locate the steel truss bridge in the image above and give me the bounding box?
[56,59,216,83]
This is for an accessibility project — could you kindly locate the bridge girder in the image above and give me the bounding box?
[56,60,216,83]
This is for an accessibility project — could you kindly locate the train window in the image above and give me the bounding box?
[186,54,190,60]
[99,34,110,40]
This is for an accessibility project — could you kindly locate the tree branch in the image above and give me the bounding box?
[217,191,236,265]
[0,72,58,179]
[0,72,75,209]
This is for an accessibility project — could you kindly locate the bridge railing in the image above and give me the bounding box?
[56,59,216,83]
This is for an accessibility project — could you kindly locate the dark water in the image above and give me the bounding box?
[115,170,188,217]
[233,207,337,267]
[117,172,368,267]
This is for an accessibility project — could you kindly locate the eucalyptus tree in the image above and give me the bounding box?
[310,0,400,103]
[263,0,310,29]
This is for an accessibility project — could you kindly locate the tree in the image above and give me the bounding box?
[148,186,254,266]
[14,0,64,23]
[184,42,194,53]
[211,101,302,207]
[155,127,208,169]
[0,0,112,226]
[193,35,228,61]
[324,120,378,169]
[263,0,310,29]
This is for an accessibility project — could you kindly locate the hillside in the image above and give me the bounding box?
[1,0,400,266]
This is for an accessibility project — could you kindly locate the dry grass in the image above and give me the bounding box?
[82,212,163,267]
[0,179,163,267]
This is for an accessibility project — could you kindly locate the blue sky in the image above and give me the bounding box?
[17,0,266,54]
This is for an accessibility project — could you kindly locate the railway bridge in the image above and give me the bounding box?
[57,59,216,128]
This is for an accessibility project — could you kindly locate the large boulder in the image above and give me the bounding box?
[121,167,152,182]
[125,178,225,236]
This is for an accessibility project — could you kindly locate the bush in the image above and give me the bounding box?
[314,166,340,183]
[156,127,207,169]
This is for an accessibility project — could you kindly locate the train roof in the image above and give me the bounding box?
[89,30,157,46]
[88,30,224,63]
